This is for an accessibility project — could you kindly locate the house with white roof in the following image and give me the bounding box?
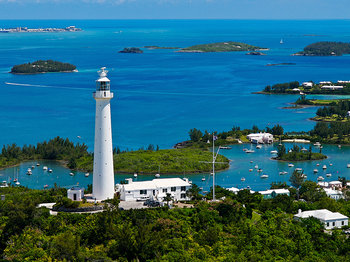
[118,178,192,202]
[302,82,313,88]
[321,85,343,90]
[294,209,348,229]
[323,188,343,200]
[328,181,342,189]
[67,186,84,201]
[258,188,290,199]
[247,132,273,144]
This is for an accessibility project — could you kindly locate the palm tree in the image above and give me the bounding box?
[163,193,173,207]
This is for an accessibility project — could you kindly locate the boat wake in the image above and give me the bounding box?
[4,82,88,91]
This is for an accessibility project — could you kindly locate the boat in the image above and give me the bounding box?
[260,174,269,179]
[48,168,53,173]
[338,145,342,148]
[155,173,160,178]
[202,177,205,181]
[15,181,20,186]
[31,165,35,169]
[0,181,8,188]
[326,173,332,177]
[257,168,263,172]
[295,168,302,172]
[313,169,318,173]
[69,172,74,176]
[288,163,294,167]
[280,38,283,44]
[85,173,90,177]
[301,148,308,152]
[270,150,278,154]
[329,163,333,166]
[250,160,253,163]
[43,166,48,171]
[279,171,288,175]
[256,145,262,149]
[347,164,350,168]
[133,173,137,178]
[314,142,321,146]
[317,176,324,181]
[243,148,248,152]
[36,163,40,166]
[241,177,246,181]
[26,168,32,175]
[249,169,253,172]
[322,165,327,169]
[302,174,307,179]
[220,146,232,149]
[245,150,255,153]
[44,184,49,189]
[316,163,319,166]
[254,165,259,169]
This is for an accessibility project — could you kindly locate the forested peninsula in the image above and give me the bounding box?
[179,41,267,53]
[10,60,77,74]
[260,81,350,95]
[0,137,229,174]
[294,41,350,56]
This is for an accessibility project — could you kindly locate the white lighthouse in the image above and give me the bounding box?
[92,67,115,200]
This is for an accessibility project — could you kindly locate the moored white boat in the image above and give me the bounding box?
[326,173,332,177]
[241,177,246,181]
[256,145,262,149]
[43,166,48,171]
[270,150,278,154]
[260,174,268,179]
[313,169,318,173]
[317,176,324,181]
[85,173,90,177]
[322,165,327,169]
[288,163,294,167]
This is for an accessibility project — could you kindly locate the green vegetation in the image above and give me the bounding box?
[295,41,350,56]
[10,60,76,74]
[118,47,143,53]
[262,81,350,95]
[275,144,327,161]
[295,96,340,106]
[180,41,265,52]
[263,81,300,93]
[0,137,229,174]
[314,100,350,122]
[2,181,350,261]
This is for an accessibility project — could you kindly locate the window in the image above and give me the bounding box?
[342,221,345,226]
[327,222,329,227]
[181,193,186,199]
[162,188,167,193]
[140,190,147,195]
[153,190,155,195]
[171,187,176,192]
[333,222,335,226]
[181,186,186,192]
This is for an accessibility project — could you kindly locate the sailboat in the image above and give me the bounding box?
[15,168,20,186]
[155,166,160,178]
[280,38,284,44]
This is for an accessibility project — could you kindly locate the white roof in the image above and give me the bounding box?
[247,132,272,137]
[295,209,348,221]
[97,76,110,82]
[123,178,191,191]
[259,189,290,195]
[329,181,342,185]
[324,188,342,195]
[317,182,329,187]
[227,187,240,193]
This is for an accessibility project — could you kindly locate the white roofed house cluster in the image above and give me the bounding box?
[247,132,273,144]
[116,178,192,202]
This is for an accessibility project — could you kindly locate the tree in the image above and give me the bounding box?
[186,184,202,201]
[289,169,305,200]
[188,128,203,142]
[163,193,173,207]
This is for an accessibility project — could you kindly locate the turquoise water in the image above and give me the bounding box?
[1,20,350,190]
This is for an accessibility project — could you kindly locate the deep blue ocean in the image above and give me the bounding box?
[1,20,350,190]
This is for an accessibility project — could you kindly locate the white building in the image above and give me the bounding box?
[92,67,115,201]
[294,209,348,229]
[323,188,343,200]
[247,132,273,144]
[67,186,84,201]
[337,80,350,84]
[258,188,290,199]
[321,85,344,90]
[319,81,332,85]
[302,82,313,88]
[328,181,343,189]
[118,178,192,202]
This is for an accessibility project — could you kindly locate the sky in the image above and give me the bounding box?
[0,0,350,20]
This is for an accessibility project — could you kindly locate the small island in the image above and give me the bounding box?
[293,41,350,56]
[179,41,267,53]
[273,144,327,161]
[119,47,143,54]
[10,60,77,74]
[246,52,266,56]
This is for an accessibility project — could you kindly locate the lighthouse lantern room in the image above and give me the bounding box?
[92,67,115,201]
